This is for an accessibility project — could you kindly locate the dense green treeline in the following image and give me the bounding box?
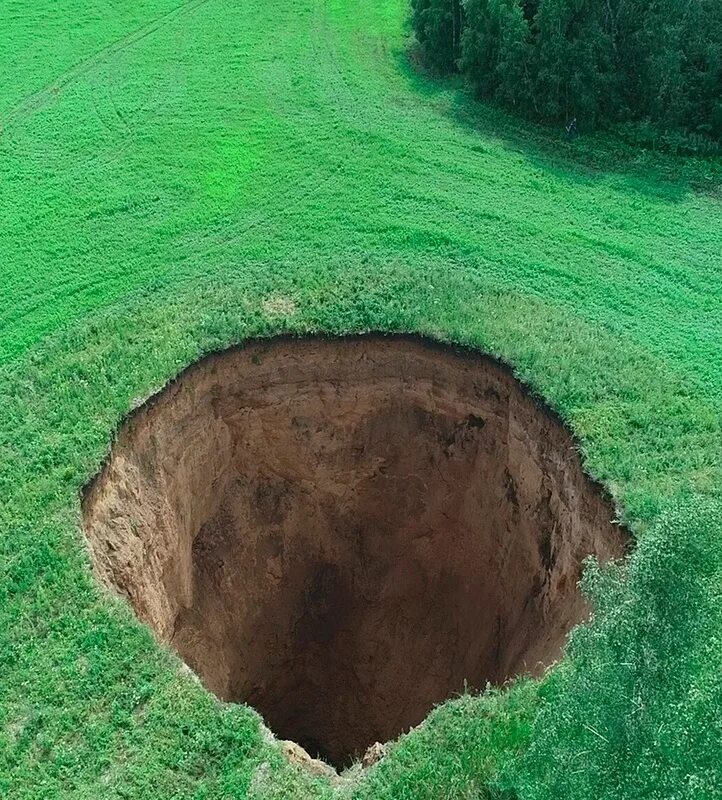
[412,0,722,149]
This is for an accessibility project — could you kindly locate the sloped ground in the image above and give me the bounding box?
[0,0,720,798]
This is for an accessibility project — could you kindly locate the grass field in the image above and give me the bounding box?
[1,0,721,797]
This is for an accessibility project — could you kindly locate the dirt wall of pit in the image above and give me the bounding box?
[82,336,627,767]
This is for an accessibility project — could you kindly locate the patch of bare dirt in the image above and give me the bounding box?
[82,336,627,769]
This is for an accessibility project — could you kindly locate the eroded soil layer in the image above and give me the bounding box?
[82,336,627,768]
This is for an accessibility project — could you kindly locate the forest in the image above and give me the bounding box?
[412,0,722,150]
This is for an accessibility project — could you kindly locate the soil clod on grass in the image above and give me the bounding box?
[82,336,627,770]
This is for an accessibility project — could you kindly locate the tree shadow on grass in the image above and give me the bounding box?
[394,47,722,204]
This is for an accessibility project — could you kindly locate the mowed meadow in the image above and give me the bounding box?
[1,1,721,798]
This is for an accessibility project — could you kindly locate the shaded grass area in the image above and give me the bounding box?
[399,51,722,203]
[1,0,721,797]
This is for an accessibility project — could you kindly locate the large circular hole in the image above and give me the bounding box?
[82,336,627,770]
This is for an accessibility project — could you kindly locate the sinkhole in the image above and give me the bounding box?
[82,335,627,770]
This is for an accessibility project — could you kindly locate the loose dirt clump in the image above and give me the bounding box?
[82,336,627,770]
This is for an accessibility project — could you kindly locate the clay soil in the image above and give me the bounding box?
[82,336,627,769]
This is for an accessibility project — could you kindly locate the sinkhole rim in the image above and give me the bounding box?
[81,333,631,775]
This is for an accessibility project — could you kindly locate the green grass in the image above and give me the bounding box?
[0,0,720,797]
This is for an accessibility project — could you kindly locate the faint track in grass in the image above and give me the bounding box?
[0,0,214,133]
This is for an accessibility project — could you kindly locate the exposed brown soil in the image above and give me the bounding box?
[82,335,627,769]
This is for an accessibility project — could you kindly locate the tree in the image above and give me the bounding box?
[412,0,722,146]
[460,0,532,107]
[531,0,614,126]
[412,0,466,74]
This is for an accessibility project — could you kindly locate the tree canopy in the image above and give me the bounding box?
[412,0,722,149]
